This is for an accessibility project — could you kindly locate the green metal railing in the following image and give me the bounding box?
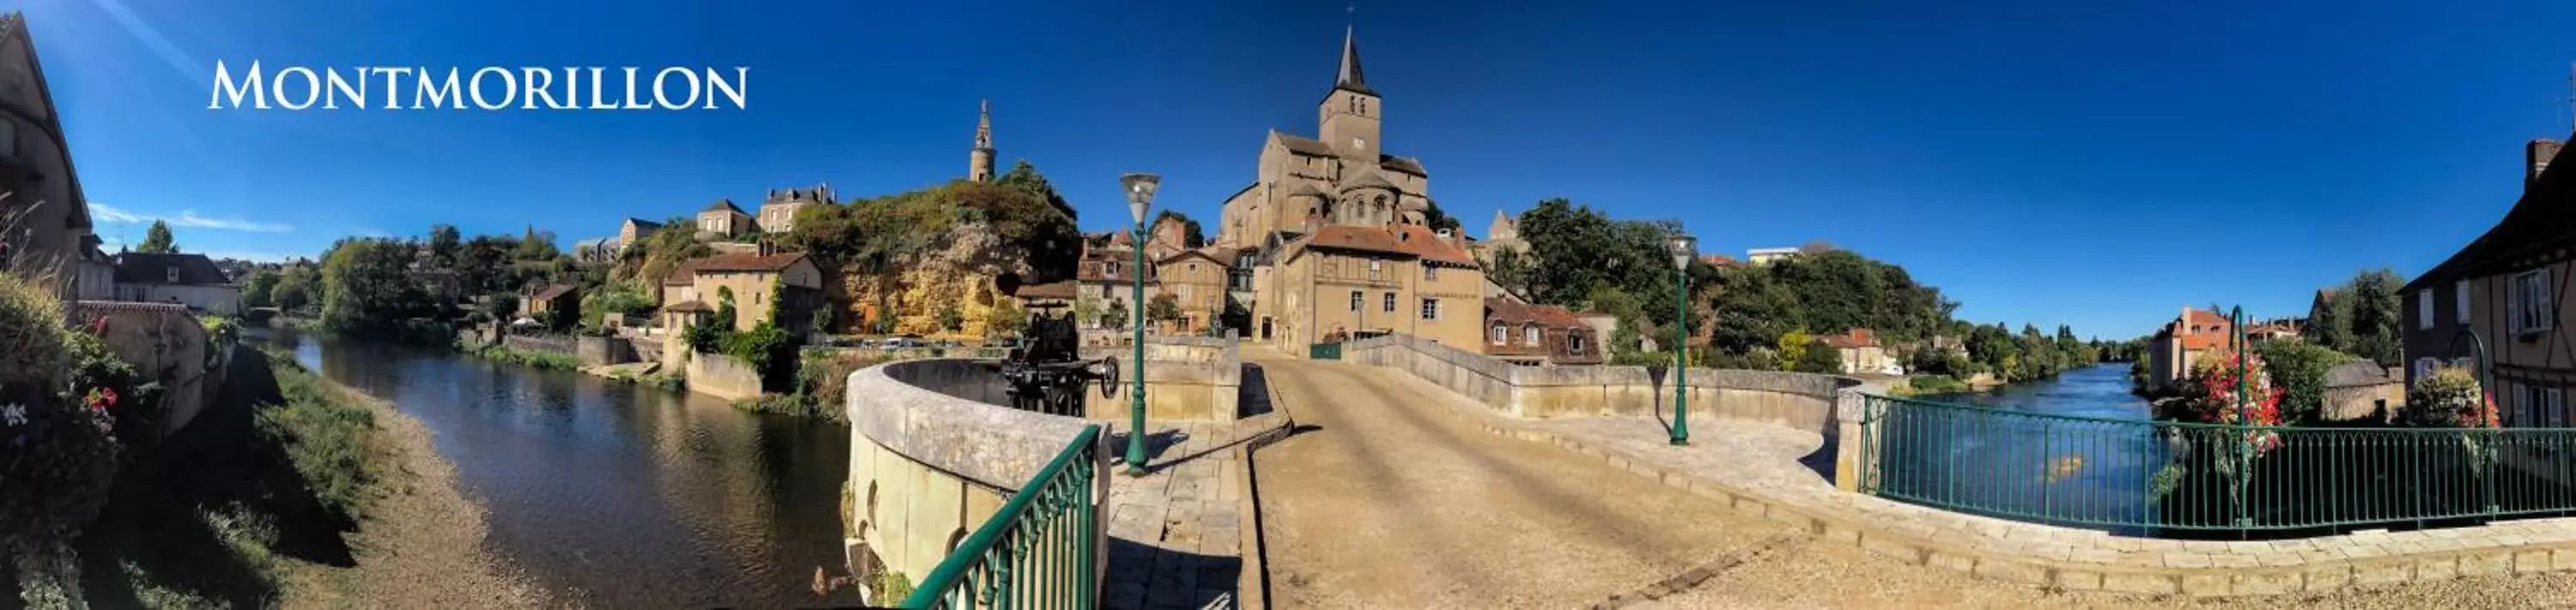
[898,424,1102,609]
[1858,394,2576,535]
[1309,342,1342,360]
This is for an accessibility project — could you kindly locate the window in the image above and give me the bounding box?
[1524,325,1541,345]
[1419,297,1439,320]
[1369,259,1382,281]
[165,267,178,284]
[1425,265,1439,281]
[2457,281,2471,324]
[1382,292,1396,313]
[2530,386,2567,428]
[1188,263,1199,274]
[1350,290,1363,312]
[2417,290,2434,330]
[2512,270,2554,334]
[1568,333,1587,353]
[1178,284,1191,303]
[0,119,16,158]
[1490,324,1507,345]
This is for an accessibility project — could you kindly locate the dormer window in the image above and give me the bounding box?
[1524,325,1541,345]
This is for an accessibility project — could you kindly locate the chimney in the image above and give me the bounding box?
[2531,139,2563,192]
[757,240,775,256]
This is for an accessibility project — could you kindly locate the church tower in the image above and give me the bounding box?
[969,100,996,182]
[1317,26,1381,164]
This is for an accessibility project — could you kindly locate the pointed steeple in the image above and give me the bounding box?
[974,99,993,151]
[1334,25,1374,95]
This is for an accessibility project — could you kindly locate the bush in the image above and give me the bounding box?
[2252,341,2360,424]
[0,273,121,594]
[2400,366,2495,428]
[1901,375,1971,395]
[797,349,892,420]
[471,345,580,370]
[1794,339,1844,374]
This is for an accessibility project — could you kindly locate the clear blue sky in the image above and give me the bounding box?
[26,0,2576,339]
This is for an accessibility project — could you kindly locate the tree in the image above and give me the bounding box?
[1795,337,1844,374]
[1486,247,1536,299]
[1584,285,1647,356]
[987,299,1029,339]
[242,270,282,308]
[1073,294,1103,330]
[428,223,463,267]
[994,160,1078,222]
[137,220,177,253]
[512,227,560,260]
[1103,299,1130,330]
[320,238,433,339]
[1146,293,1183,327]
[1419,199,1461,233]
[1776,330,1812,371]
[2342,269,2406,367]
[937,304,963,332]
[272,264,319,312]
[2255,341,2363,424]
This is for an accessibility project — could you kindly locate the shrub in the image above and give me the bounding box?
[253,355,391,522]
[0,273,120,592]
[2400,366,2495,429]
[1901,375,1971,395]
[2252,341,2361,424]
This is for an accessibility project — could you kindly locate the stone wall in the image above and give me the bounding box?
[71,301,225,438]
[1343,333,1861,434]
[1079,335,1242,422]
[685,351,764,401]
[502,333,576,357]
[575,335,638,367]
[845,359,1106,605]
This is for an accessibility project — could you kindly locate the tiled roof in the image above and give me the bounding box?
[1157,246,1232,266]
[662,300,712,314]
[662,260,702,285]
[1303,224,1477,266]
[531,284,578,302]
[690,252,808,272]
[1485,297,1588,329]
[702,198,747,215]
[1379,155,1426,176]
[625,217,661,229]
[112,253,230,285]
[1820,328,1880,349]
[1276,132,1336,157]
[1702,253,1743,267]
[1013,280,1078,301]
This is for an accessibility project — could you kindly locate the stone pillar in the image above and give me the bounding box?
[1832,387,1880,492]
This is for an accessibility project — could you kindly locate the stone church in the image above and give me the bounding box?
[1213,26,1434,248]
[1220,25,1485,353]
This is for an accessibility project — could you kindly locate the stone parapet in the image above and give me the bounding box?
[1343,332,1863,430]
[1083,336,1243,422]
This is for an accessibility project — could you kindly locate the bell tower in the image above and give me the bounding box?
[1317,26,1381,163]
[969,100,996,182]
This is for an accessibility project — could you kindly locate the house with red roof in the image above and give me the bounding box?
[2146,306,2238,392]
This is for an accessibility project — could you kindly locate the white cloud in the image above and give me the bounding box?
[88,202,293,233]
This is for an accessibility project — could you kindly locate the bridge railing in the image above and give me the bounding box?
[897,424,1102,609]
[1859,394,2576,535]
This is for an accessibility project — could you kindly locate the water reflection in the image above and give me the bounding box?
[1880,364,2165,534]
[259,330,858,607]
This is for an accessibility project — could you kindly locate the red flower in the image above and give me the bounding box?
[89,315,108,335]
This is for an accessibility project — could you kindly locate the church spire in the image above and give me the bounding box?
[969,100,996,182]
[1334,25,1372,95]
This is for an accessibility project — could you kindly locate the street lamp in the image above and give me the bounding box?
[1121,172,1159,476]
[1668,231,1697,446]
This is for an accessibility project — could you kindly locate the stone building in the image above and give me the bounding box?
[1212,26,1435,249]
[617,217,662,250]
[1268,223,1483,349]
[695,199,754,239]
[1818,327,1892,375]
[2147,307,2235,393]
[0,12,112,299]
[2321,361,2405,422]
[658,247,824,335]
[1471,209,1527,266]
[1482,297,1602,366]
[110,252,239,315]
[969,100,996,183]
[756,183,835,234]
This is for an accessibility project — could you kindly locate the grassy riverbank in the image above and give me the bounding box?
[468,344,580,370]
[76,347,549,607]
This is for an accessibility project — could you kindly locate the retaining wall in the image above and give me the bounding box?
[1343,333,1859,435]
[1079,335,1242,423]
[575,335,637,367]
[502,333,576,357]
[685,351,764,401]
[72,301,225,439]
[845,359,1106,605]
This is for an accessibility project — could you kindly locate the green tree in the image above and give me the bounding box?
[1795,337,1844,374]
[272,264,319,312]
[1146,293,1183,326]
[2342,269,2407,367]
[320,238,432,339]
[2255,341,2364,424]
[1419,198,1462,233]
[137,220,178,253]
[1073,294,1103,330]
[937,304,963,332]
[242,270,282,308]
[987,299,1029,338]
[428,223,463,267]
[1103,299,1130,330]
[1776,330,1812,371]
[1583,285,1647,356]
[993,159,1078,222]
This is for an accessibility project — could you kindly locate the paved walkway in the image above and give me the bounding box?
[1249,356,1795,607]
[1103,415,1284,610]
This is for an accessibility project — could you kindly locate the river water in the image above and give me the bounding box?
[1875,364,2166,533]
[257,330,860,607]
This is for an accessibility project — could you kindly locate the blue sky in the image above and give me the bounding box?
[24,0,2576,339]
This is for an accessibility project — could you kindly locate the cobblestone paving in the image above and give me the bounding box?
[1103,419,1269,610]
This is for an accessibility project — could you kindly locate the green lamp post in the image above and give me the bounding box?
[1668,231,1698,446]
[1121,172,1159,476]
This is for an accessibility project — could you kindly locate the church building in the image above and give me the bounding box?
[1221,25,1486,353]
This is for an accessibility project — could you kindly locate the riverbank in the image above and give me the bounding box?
[468,343,579,370]
[77,348,553,607]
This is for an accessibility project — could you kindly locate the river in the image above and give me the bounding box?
[257,330,860,607]
[1876,363,2166,534]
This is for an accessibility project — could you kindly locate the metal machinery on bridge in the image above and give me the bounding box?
[992,300,1120,418]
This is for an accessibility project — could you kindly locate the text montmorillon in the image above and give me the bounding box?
[206,61,749,111]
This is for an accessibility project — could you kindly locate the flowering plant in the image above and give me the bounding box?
[2181,345,2285,454]
[2403,366,2499,429]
